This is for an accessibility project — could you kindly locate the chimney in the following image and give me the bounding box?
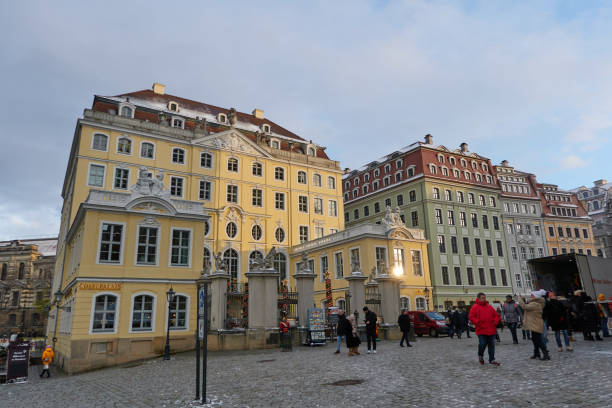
[501,160,509,166]
[424,134,433,144]
[460,142,468,153]
[152,83,166,95]
[252,109,264,119]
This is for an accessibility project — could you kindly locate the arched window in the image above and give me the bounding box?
[313,174,322,187]
[1,263,7,280]
[117,137,131,154]
[252,162,263,176]
[18,263,25,280]
[308,147,316,156]
[92,294,118,333]
[92,133,108,151]
[169,295,188,330]
[203,247,211,270]
[226,222,238,238]
[120,106,133,117]
[327,176,336,189]
[400,297,410,311]
[200,152,212,168]
[297,171,307,184]
[140,142,154,158]
[223,249,239,281]
[131,294,155,331]
[274,253,287,285]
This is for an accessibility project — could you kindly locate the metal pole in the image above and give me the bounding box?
[202,282,208,404]
[195,281,201,401]
[164,305,171,360]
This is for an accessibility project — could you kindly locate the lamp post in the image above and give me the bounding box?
[52,289,63,350]
[423,287,430,310]
[164,286,176,361]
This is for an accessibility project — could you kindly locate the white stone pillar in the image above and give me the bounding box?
[245,268,280,329]
[209,272,229,331]
[345,272,367,321]
[377,274,401,325]
[293,269,315,328]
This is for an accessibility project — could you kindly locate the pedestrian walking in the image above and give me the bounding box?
[334,310,348,354]
[363,306,377,354]
[460,308,471,338]
[546,292,573,352]
[519,290,550,361]
[447,307,456,338]
[502,295,521,344]
[346,315,361,356]
[279,314,292,351]
[597,294,610,338]
[495,307,503,342]
[40,345,54,378]
[468,292,501,366]
[454,308,466,339]
[398,309,412,347]
[576,291,602,341]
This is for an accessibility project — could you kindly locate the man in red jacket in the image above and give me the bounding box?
[469,292,501,366]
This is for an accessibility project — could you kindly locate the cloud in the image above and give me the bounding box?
[560,155,590,169]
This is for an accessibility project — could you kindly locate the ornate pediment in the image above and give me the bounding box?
[388,228,414,240]
[193,130,269,157]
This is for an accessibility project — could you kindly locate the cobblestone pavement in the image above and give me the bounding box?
[3,330,612,408]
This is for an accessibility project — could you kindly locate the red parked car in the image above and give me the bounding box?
[408,311,449,337]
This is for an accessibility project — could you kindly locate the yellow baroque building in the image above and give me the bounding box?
[289,210,432,320]
[49,83,344,371]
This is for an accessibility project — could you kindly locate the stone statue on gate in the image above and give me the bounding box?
[213,251,227,272]
[249,253,265,271]
[298,252,310,272]
[263,247,277,269]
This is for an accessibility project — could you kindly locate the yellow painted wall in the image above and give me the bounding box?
[543,218,597,255]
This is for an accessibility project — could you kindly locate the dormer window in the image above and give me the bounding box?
[118,102,135,118]
[453,168,460,178]
[364,174,370,182]
[262,124,271,133]
[407,167,415,178]
[218,113,227,124]
[449,157,456,166]
[460,159,467,167]
[396,159,403,168]
[471,161,477,170]
[171,117,184,129]
[307,147,316,156]
[168,101,179,112]
[441,167,448,176]
[270,138,280,149]
[117,137,132,154]
[482,163,488,171]
[354,178,360,186]
[437,154,445,163]
[384,164,391,174]
[374,169,380,177]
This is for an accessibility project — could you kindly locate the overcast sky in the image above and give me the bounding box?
[1,0,611,240]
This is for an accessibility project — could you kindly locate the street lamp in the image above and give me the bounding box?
[52,289,63,349]
[423,287,430,310]
[164,286,176,361]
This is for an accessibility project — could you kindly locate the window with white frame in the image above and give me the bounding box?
[172,148,185,164]
[375,247,387,274]
[172,117,184,128]
[393,247,405,275]
[275,192,285,210]
[136,226,158,265]
[170,229,190,266]
[92,294,118,333]
[415,297,426,311]
[141,142,154,158]
[328,176,336,189]
[117,137,131,154]
[275,167,284,180]
[313,173,322,187]
[227,185,238,203]
[92,133,108,151]
[298,196,308,212]
[400,297,410,311]
[275,227,285,243]
[200,152,212,168]
[334,252,344,278]
[131,294,154,331]
[170,177,183,197]
[99,223,123,263]
[252,188,263,207]
[120,105,134,117]
[299,226,309,243]
[168,101,179,111]
[271,139,280,149]
[328,200,337,216]
[298,171,307,184]
[114,168,129,190]
[199,180,211,200]
[314,198,323,214]
[218,113,227,123]
[226,222,238,238]
[227,158,238,172]
[169,295,188,330]
[88,164,105,187]
[315,226,324,238]
[251,225,263,241]
[224,249,239,281]
[252,162,263,176]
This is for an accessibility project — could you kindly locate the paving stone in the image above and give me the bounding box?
[2,330,612,407]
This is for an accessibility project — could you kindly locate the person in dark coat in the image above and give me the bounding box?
[453,309,466,339]
[345,315,361,356]
[576,291,602,341]
[363,307,378,353]
[460,308,471,338]
[334,310,350,354]
[398,309,412,347]
[546,292,573,352]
